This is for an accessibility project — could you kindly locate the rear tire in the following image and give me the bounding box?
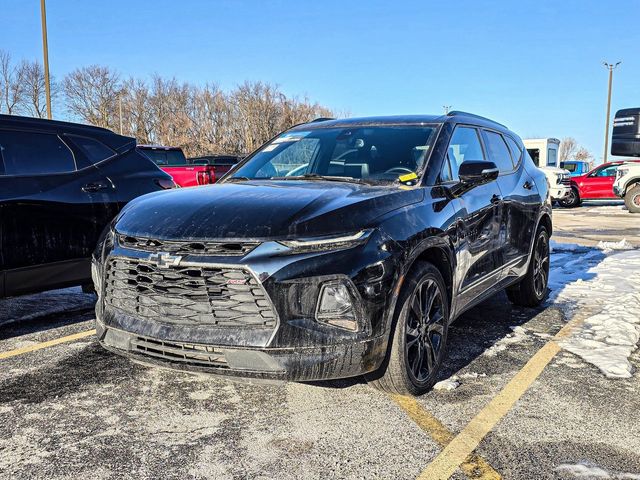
[506,227,550,307]
[558,188,581,208]
[366,262,449,396]
[624,184,640,213]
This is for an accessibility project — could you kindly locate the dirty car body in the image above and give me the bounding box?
[93,113,551,389]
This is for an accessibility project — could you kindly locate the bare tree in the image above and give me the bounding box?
[20,60,57,118]
[63,65,121,129]
[574,147,593,162]
[0,50,26,115]
[559,137,578,162]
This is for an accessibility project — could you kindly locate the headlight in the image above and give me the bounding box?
[316,281,358,331]
[279,229,373,253]
[617,168,629,179]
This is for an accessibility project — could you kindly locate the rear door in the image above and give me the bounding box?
[483,130,539,266]
[582,164,619,198]
[441,126,503,308]
[0,128,106,295]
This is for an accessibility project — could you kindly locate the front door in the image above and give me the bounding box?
[0,129,106,295]
[582,164,619,199]
[440,126,503,314]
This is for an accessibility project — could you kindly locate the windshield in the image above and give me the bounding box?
[561,162,578,173]
[140,148,187,166]
[229,125,439,184]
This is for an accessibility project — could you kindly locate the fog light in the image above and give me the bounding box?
[316,282,358,331]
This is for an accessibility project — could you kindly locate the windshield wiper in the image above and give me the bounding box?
[271,174,367,184]
[225,176,251,182]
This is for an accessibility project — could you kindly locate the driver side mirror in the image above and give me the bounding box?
[458,160,499,185]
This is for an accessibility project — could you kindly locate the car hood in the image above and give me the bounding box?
[539,166,570,175]
[115,180,424,240]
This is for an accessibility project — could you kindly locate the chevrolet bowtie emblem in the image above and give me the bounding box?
[148,251,182,268]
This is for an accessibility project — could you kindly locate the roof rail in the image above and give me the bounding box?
[446,110,506,128]
[310,117,335,123]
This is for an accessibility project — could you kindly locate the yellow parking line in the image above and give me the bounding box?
[392,395,501,479]
[0,329,96,360]
[418,319,580,480]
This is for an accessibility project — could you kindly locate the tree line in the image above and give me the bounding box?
[558,137,594,165]
[0,51,334,157]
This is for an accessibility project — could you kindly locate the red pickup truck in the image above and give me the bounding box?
[137,146,242,187]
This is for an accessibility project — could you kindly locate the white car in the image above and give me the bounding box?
[613,161,640,213]
[540,166,571,201]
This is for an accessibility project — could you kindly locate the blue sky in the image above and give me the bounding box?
[2,0,639,161]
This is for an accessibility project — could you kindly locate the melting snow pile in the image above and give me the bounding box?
[549,241,640,379]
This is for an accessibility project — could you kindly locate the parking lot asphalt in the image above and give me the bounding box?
[552,201,640,247]
[1,204,639,480]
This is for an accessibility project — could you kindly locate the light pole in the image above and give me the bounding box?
[40,0,52,119]
[602,61,621,163]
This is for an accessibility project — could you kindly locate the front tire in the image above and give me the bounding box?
[506,227,550,307]
[558,188,581,208]
[366,262,449,396]
[624,184,640,213]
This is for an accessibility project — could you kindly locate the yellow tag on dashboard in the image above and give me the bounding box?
[398,172,418,182]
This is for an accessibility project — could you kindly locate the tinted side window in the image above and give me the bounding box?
[444,126,485,180]
[483,130,514,173]
[505,136,522,164]
[0,130,76,175]
[67,135,115,169]
[594,165,618,177]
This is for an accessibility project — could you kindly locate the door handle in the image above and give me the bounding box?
[523,180,533,190]
[490,194,501,205]
[82,182,108,193]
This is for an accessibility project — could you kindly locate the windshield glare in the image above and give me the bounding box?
[230,125,439,184]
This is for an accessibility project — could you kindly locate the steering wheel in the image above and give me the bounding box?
[384,167,414,175]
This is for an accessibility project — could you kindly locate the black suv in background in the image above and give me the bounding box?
[0,115,175,298]
[94,112,551,395]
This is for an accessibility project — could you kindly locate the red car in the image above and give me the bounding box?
[559,160,640,207]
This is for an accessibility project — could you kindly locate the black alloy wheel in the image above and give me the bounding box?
[404,278,446,384]
[532,233,550,299]
[366,262,449,396]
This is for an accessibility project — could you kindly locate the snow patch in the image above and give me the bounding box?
[555,461,640,479]
[549,246,640,379]
[597,239,634,252]
[483,326,530,356]
[433,378,459,391]
[0,287,95,326]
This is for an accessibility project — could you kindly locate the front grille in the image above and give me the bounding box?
[104,257,276,328]
[131,335,228,368]
[560,177,571,185]
[117,234,259,256]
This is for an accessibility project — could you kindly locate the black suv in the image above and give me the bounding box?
[94,112,551,395]
[0,115,174,298]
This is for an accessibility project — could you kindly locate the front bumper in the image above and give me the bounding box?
[613,185,624,198]
[96,318,387,381]
[93,231,397,382]
[550,185,571,200]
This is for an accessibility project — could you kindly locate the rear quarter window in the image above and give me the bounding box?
[66,135,116,169]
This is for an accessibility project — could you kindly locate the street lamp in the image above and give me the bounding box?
[40,0,52,120]
[602,61,621,163]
